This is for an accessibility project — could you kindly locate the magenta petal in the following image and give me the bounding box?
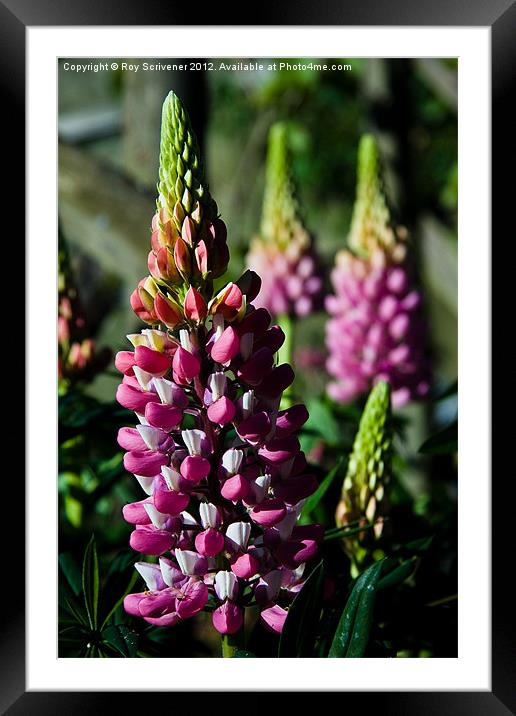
[258,436,300,464]
[153,484,189,515]
[275,538,318,568]
[175,579,209,619]
[115,350,136,375]
[116,383,160,413]
[134,344,171,376]
[275,404,309,438]
[260,604,288,634]
[211,326,240,364]
[117,427,147,452]
[291,524,325,543]
[172,347,201,385]
[236,411,271,445]
[145,402,182,431]
[207,396,236,425]
[237,307,271,339]
[256,364,295,399]
[129,525,174,555]
[195,528,225,557]
[122,498,153,525]
[212,602,243,635]
[124,449,168,477]
[237,347,274,385]
[144,612,180,627]
[221,474,250,502]
[124,592,146,616]
[139,588,176,618]
[250,499,287,527]
[230,552,259,579]
[180,455,211,483]
[254,325,285,354]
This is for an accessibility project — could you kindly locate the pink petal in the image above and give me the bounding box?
[116,383,160,413]
[260,604,288,634]
[145,402,182,431]
[123,450,168,477]
[175,579,209,619]
[172,346,201,385]
[117,427,147,452]
[230,552,260,579]
[134,344,171,376]
[195,528,225,557]
[211,326,240,364]
[250,498,287,527]
[180,455,211,483]
[129,525,175,555]
[221,474,250,502]
[122,498,153,525]
[275,404,309,438]
[212,601,243,635]
[258,436,300,464]
[207,396,236,425]
[115,350,135,375]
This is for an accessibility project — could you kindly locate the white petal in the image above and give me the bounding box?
[134,474,155,496]
[182,429,205,456]
[159,557,181,587]
[133,366,153,391]
[199,502,221,529]
[275,511,297,540]
[153,377,174,404]
[135,413,149,426]
[135,562,162,591]
[180,511,199,528]
[260,570,282,601]
[161,465,182,491]
[251,474,271,503]
[175,549,200,576]
[214,570,238,601]
[222,448,243,476]
[179,329,192,352]
[142,329,167,352]
[137,425,161,452]
[225,521,251,551]
[208,372,227,402]
[144,503,168,529]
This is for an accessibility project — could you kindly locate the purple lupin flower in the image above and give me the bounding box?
[325,135,431,408]
[246,123,323,318]
[116,92,321,648]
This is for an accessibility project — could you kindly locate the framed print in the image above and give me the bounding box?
[3,0,512,712]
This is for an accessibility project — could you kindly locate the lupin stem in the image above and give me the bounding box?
[221,622,245,658]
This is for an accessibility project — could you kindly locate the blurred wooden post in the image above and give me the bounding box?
[122,60,207,190]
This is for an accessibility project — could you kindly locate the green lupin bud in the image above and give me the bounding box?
[347,134,399,259]
[158,91,216,227]
[260,122,309,251]
[336,380,393,577]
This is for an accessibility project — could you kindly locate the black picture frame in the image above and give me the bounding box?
[8,0,511,712]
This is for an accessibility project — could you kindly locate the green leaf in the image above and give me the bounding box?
[278,560,325,657]
[418,420,457,455]
[101,624,138,657]
[82,534,99,630]
[59,552,82,596]
[323,521,376,542]
[300,458,344,521]
[232,650,256,658]
[305,398,341,445]
[328,559,384,658]
[377,558,416,591]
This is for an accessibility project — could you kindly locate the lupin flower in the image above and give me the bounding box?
[335,380,392,577]
[117,92,321,647]
[58,237,110,390]
[246,122,323,318]
[325,135,431,408]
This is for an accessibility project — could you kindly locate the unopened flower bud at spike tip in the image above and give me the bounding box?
[336,380,393,576]
[246,121,323,318]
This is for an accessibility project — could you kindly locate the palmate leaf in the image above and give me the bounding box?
[101,624,138,657]
[82,534,99,630]
[278,560,325,657]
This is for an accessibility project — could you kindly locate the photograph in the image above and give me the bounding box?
[57,56,459,660]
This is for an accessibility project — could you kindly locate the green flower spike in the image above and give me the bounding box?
[158,91,217,229]
[336,380,393,577]
[260,122,309,251]
[347,134,401,260]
